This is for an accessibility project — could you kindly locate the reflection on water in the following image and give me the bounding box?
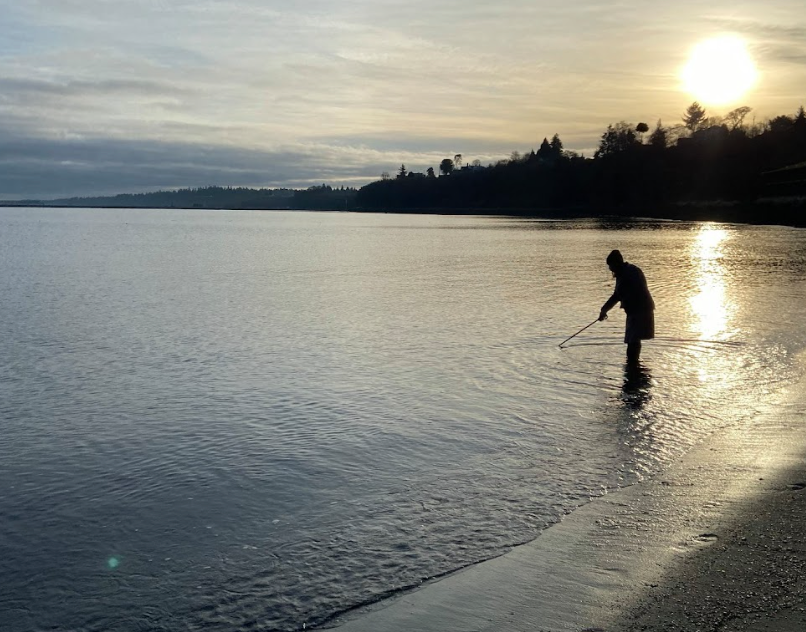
[621,363,653,411]
[607,362,658,481]
[1,210,805,632]
[689,225,733,341]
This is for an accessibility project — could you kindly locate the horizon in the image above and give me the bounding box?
[2,1,805,199]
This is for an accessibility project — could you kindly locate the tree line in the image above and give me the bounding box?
[6,103,804,225]
[356,103,806,224]
[10,185,358,211]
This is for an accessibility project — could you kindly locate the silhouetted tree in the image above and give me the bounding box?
[454,154,463,169]
[381,171,390,180]
[426,167,436,178]
[769,115,794,133]
[550,133,564,155]
[636,122,649,142]
[649,120,668,149]
[536,138,553,161]
[724,106,752,131]
[293,184,357,210]
[683,102,707,132]
[353,104,806,224]
[595,122,638,158]
[397,164,407,178]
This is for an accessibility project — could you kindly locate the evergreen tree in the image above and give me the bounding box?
[768,115,794,133]
[794,106,806,129]
[683,102,707,132]
[649,120,668,149]
[595,122,638,158]
[536,137,553,160]
[550,133,563,156]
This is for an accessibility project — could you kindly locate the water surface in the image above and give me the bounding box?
[1,209,804,631]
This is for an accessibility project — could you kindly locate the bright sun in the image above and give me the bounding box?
[681,35,758,106]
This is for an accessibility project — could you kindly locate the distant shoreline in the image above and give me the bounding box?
[2,198,804,228]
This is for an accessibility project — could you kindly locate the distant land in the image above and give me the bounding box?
[351,105,806,227]
[0,185,357,212]
[3,104,806,227]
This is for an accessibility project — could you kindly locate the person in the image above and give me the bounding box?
[598,249,655,364]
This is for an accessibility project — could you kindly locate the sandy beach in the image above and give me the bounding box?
[330,359,806,632]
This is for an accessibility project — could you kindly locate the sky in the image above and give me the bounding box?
[1,0,805,199]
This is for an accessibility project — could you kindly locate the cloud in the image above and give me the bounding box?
[0,126,456,199]
[1,0,804,197]
[0,76,188,99]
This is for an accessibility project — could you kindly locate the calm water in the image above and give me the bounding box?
[1,208,805,631]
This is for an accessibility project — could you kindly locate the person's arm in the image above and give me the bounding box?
[599,292,619,321]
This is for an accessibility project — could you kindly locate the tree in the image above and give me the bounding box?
[595,122,638,158]
[724,106,752,131]
[439,158,454,176]
[397,164,407,178]
[381,171,390,181]
[648,120,668,149]
[683,102,707,132]
[454,154,463,169]
[536,137,553,160]
[635,122,649,143]
[426,167,436,178]
[550,133,564,155]
[472,159,482,168]
[768,115,794,133]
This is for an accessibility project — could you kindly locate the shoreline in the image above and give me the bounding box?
[1,201,805,229]
[328,359,806,632]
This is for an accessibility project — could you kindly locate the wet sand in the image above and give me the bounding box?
[330,366,806,632]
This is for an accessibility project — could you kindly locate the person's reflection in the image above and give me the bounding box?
[604,362,655,470]
[621,362,653,410]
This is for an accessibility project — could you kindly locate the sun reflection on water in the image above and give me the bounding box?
[689,225,733,342]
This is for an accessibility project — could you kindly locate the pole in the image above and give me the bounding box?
[559,319,599,348]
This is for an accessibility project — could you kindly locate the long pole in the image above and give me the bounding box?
[559,319,599,348]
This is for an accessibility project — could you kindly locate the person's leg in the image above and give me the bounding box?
[627,341,641,364]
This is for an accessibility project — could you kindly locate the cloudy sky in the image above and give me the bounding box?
[1,0,805,199]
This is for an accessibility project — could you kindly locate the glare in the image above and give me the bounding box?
[682,36,758,106]
[690,226,731,340]
[107,556,120,569]
[690,277,727,340]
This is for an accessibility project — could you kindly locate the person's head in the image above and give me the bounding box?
[606,249,624,275]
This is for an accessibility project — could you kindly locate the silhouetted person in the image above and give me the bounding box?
[598,250,655,364]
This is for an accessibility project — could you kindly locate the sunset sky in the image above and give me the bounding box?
[1,0,804,198]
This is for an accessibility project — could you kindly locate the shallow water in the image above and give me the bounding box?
[1,209,804,631]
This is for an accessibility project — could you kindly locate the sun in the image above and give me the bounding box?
[681,35,758,106]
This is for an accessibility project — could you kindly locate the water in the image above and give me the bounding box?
[1,208,805,631]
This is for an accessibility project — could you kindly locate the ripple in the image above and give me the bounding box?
[1,210,805,631]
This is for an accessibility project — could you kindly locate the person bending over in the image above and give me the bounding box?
[598,249,655,364]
